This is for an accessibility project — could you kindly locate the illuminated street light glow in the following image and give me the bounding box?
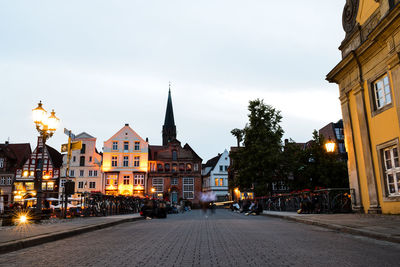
[325,137,336,153]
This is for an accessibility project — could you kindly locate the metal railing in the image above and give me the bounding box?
[263,188,353,213]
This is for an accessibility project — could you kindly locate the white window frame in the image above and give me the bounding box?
[171,178,178,186]
[134,141,140,151]
[123,175,130,185]
[383,146,400,196]
[123,156,129,167]
[89,170,93,177]
[112,141,118,150]
[134,156,140,167]
[374,75,392,110]
[152,178,164,193]
[183,177,194,199]
[70,170,75,177]
[7,177,12,185]
[112,156,118,167]
[0,177,5,185]
[134,174,144,185]
[94,170,98,177]
[80,170,84,177]
[0,158,4,168]
[78,181,84,189]
[124,141,129,151]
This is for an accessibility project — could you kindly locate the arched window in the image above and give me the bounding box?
[186,163,192,172]
[157,163,163,172]
[165,163,170,172]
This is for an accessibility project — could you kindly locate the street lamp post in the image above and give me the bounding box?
[32,101,59,217]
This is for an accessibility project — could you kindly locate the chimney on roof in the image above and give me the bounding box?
[125,123,129,126]
[5,141,9,145]
[146,137,149,143]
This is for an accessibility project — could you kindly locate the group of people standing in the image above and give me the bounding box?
[200,192,217,215]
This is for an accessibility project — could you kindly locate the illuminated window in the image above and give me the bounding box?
[23,170,29,177]
[134,141,140,151]
[123,156,129,167]
[186,163,192,172]
[172,163,177,172]
[47,182,54,190]
[134,174,144,185]
[14,182,23,191]
[220,178,223,186]
[25,182,34,190]
[374,75,392,110]
[112,141,118,150]
[383,146,400,195]
[215,178,219,186]
[106,174,118,186]
[89,182,96,189]
[112,156,118,167]
[42,182,47,191]
[124,142,129,151]
[183,178,194,199]
[123,176,130,185]
[134,156,140,167]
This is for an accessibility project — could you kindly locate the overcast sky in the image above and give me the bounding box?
[0,1,345,161]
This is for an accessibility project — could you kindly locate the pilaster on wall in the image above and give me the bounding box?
[340,93,364,212]
[353,85,381,213]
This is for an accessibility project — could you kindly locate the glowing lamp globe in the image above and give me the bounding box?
[47,110,60,131]
[325,138,336,153]
[32,101,47,124]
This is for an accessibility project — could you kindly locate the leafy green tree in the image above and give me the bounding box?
[302,130,349,189]
[231,128,244,147]
[231,99,284,196]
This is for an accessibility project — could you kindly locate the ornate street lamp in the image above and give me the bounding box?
[32,101,59,217]
[325,137,336,153]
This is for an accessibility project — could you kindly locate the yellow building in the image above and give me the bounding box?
[327,0,400,214]
[102,123,148,196]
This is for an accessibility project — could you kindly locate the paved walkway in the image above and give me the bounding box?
[263,210,400,243]
[1,210,399,267]
[0,214,142,254]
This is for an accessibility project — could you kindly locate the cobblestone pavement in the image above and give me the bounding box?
[1,210,399,267]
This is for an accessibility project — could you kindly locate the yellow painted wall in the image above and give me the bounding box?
[357,0,379,25]
[364,70,400,214]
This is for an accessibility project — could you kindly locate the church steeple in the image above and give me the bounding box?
[162,84,177,146]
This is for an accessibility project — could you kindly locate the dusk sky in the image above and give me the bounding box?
[0,1,345,161]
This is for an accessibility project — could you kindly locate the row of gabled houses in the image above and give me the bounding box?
[0,90,230,207]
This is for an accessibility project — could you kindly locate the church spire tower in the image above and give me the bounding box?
[162,83,177,145]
